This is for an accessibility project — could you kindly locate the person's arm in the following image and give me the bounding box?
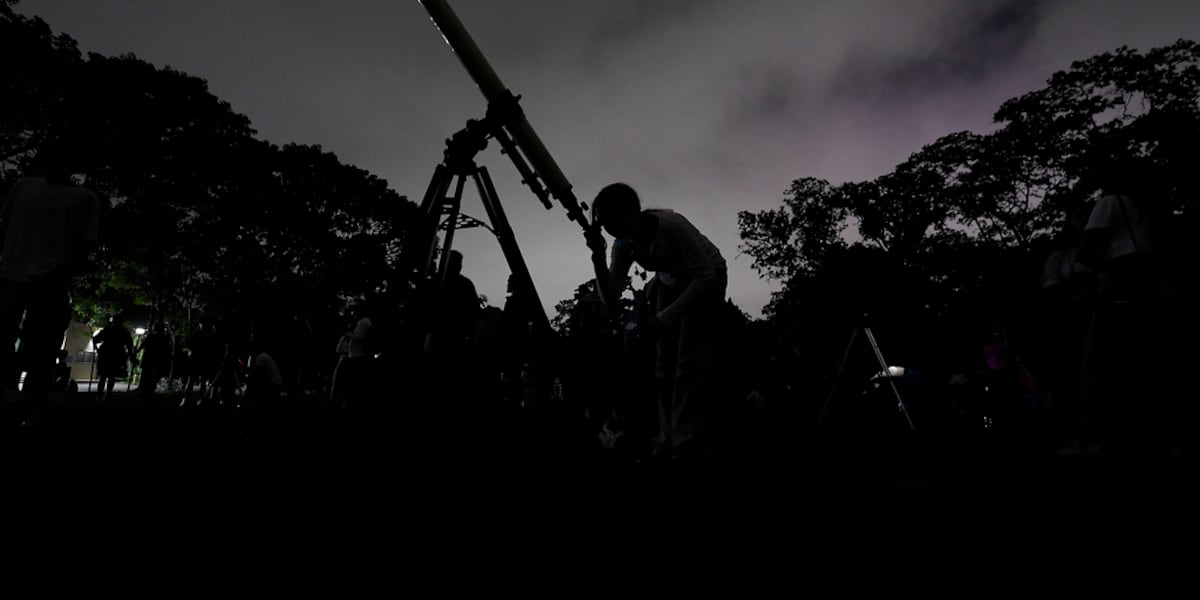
[655,219,726,327]
[608,239,635,296]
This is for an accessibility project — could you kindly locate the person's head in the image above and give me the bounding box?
[447,250,464,276]
[592,183,641,239]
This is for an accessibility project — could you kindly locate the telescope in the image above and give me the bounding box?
[412,0,618,323]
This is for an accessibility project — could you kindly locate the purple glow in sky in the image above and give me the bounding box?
[17,0,1200,316]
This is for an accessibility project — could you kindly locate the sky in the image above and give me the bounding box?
[16,0,1200,318]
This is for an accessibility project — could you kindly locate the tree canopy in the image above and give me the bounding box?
[1,3,421,336]
[740,40,1200,327]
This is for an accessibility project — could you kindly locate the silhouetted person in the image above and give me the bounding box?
[183,317,220,402]
[211,314,252,404]
[979,320,1038,432]
[592,182,728,465]
[247,340,283,408]
[431,249,481,356]
[1062,154,1180,459]
[334,306,374,416]
[1036,201,1095,445]
[53,348,73,392]
[279,311,313,403]
[136,322,172,398]
[472,305,507,401]
[423,251,485,444]
[93,315,136,402]
[0,144,99,424]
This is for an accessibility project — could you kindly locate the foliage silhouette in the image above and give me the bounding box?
[740,39,1200,323]
[1,3,421,338]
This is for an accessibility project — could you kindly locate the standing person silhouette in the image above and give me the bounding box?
[0,140,100,425]
[591,183,727,466]
[93,315,136,402]
[183,317,220,402]
[136,321,172,398]
[434,250,481,356]
[1063,152,1179,460]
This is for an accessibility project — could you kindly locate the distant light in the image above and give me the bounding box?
[872,366,906,380]
[134,328,146,336]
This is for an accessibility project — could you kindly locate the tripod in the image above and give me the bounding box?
[818,322,916,432]
[204,355,243,406]
[410,115,552,341]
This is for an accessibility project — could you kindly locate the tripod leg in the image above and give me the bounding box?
[863,328,915,431]
[473,166,552,332]
[818,328,859,426]
[435,175,468,282]
[411,164,454,280]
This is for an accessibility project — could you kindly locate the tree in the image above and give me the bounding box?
[736,177,846,283]
[740,39,1200,321]
[1,3,422,335]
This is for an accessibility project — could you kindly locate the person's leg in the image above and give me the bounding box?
[654,329,679,457]
[1078,310,1104,449]
[1079,304,1121,455]
[0,278,31,391]
[197,362,212,399]
[652,282,682,458]
[669,299,721,461]
[18,278,71,419]
[1107,302,1149,456]
[1054,308,1090,444]
[139,368,156,398]
[0,279,28,392]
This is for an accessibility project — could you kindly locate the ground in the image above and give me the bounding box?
[1,391,1194,596]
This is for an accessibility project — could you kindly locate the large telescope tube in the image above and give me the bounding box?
[416,0,617,306]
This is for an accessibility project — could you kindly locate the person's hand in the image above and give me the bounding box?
[585,230,608,255]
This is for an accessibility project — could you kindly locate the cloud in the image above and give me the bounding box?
[830,0,1047,104]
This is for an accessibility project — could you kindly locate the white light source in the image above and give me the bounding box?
[134,327,146,336]
[872,366,906,380]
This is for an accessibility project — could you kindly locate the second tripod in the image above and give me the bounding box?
[818,324,916,432]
